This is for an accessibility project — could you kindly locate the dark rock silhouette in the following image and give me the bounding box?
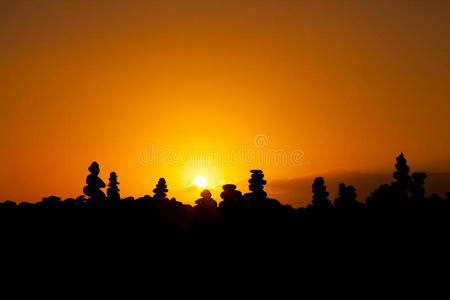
[391,152,411,206]
[393,152,411,189]
[310,177,332,210]
[219,184,242,209]
[107,172,120,202]
[239,170,287,225]
[153,178,168,201]
[366,153,414,211]
[1,200,17,209]
[247,170,267,198]
[192,189,219,229]
[40,196,63,209]
[83,162,106,201]
[334,183,358,210]
[75,195,86,205]
[195,189,217,207]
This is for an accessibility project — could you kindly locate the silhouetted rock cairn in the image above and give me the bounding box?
[153,178,168,201]
[367,153,413,211]
[334,183,357,210]
[107,172,120,202]
[4,152,450,242]
[311,177,332,210]
[219,184,242,209]
[248,170,267,198]
[192,189,220,229]
[195,189,217,207]
[392,152,411,201]
[83,162,106,201]
[393,153,411,186]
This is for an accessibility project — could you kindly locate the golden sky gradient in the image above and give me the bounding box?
[1,0,449,205]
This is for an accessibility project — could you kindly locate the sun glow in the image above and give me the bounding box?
[193,176,207,188]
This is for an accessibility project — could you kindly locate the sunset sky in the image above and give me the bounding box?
[1,0,449,206]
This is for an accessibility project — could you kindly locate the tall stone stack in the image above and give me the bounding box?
[153,178,168,201]
[83,161,106,201]
[219,184,242,209]
[393,152,411,191]
[248,170,267,198]
[107,172,120,202]
[311,177,331,209]
[392,152,412,205]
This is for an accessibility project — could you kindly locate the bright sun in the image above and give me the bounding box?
[193,176,207,188]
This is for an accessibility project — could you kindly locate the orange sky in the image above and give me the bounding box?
[1,0,449,205]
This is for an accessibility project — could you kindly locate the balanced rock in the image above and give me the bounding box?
[195,189,217,207]
[83,162,106,201]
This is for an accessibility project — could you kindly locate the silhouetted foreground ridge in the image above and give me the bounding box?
[1,153,449,240]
